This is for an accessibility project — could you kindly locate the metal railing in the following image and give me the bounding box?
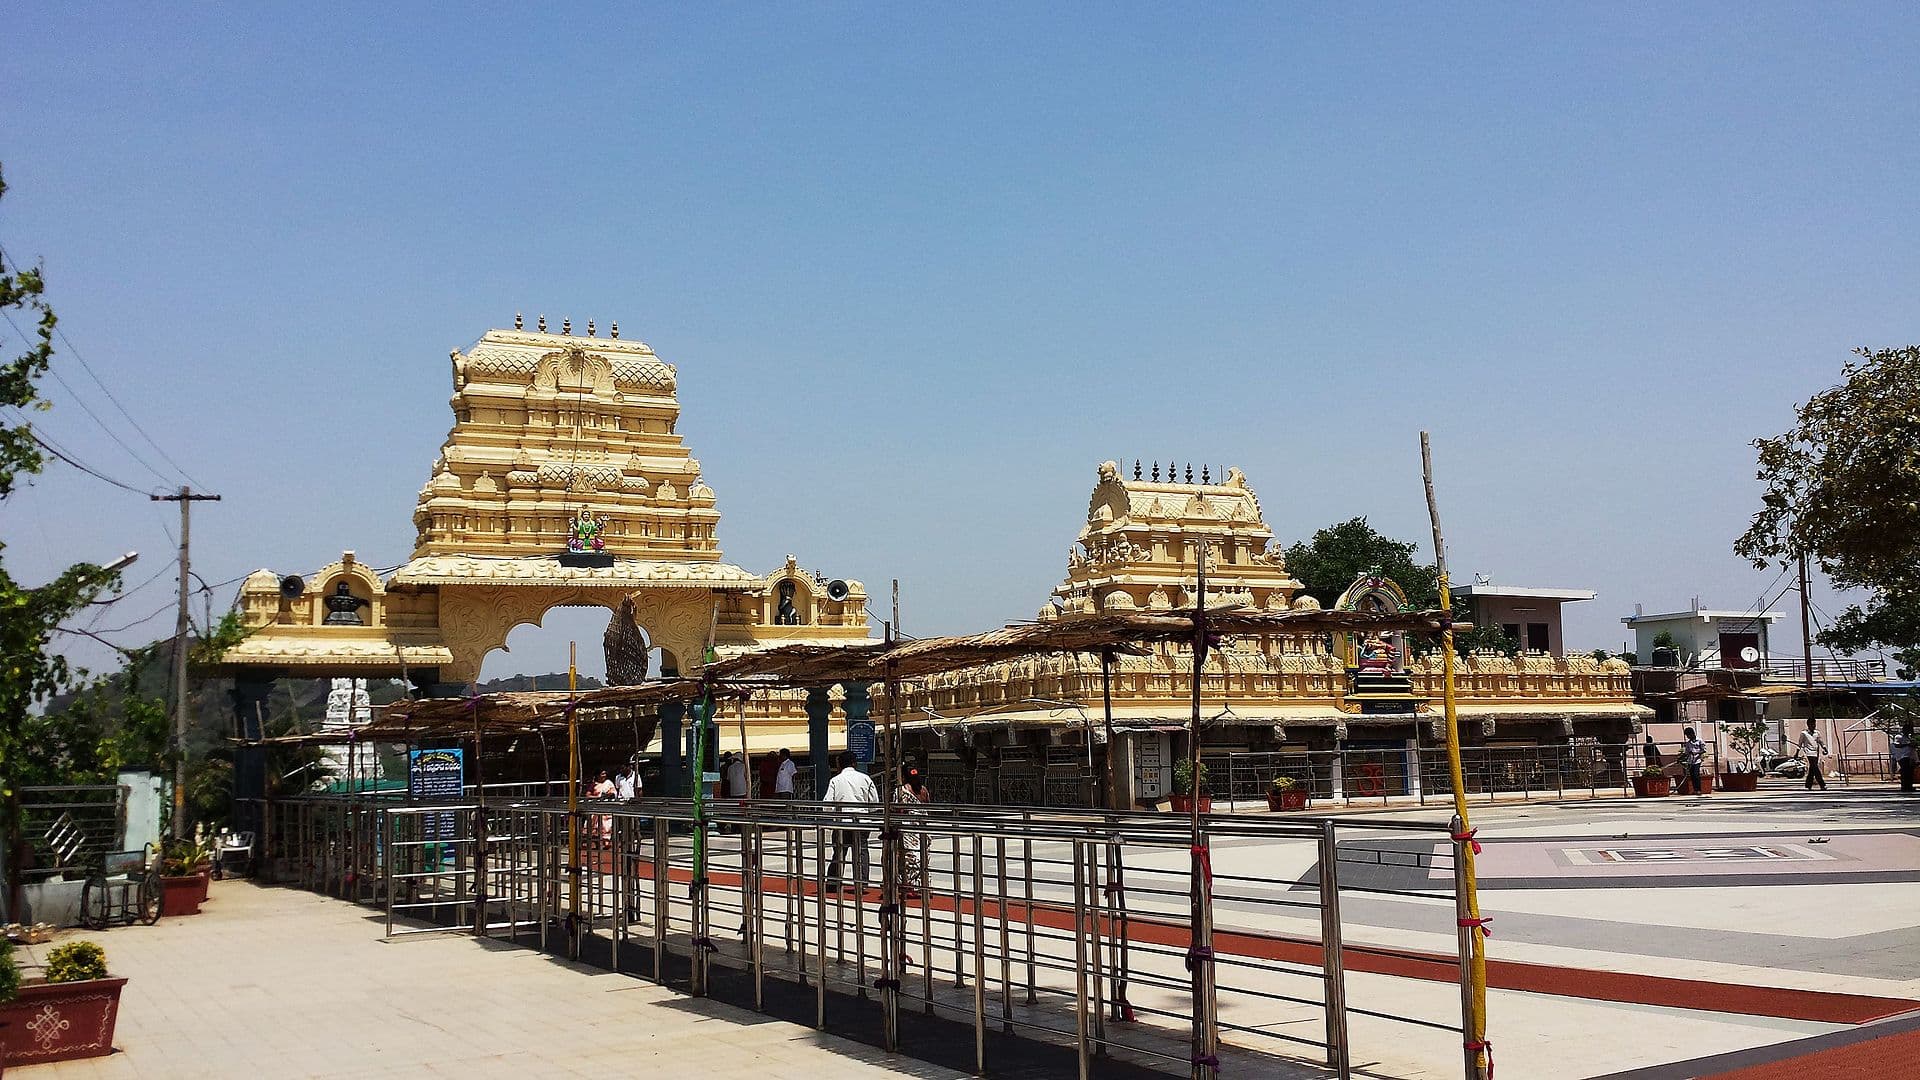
[1199,740,1724,810]
[1760,657,1889,683]
[254,791,1483,1079]
[21,784,126,882]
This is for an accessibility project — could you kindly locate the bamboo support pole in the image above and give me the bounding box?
[1422,431,1490,1080]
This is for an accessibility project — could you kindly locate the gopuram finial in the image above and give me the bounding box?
[610,322,619,339]
[1151,462,1160,482]
[1202,465,1210,484]
[538,314,547,332]
[562,317,572,335]
[514,312,524,330]
[587,319,596,337]
[1186,464,1194,483]
[1133,459,1142,480]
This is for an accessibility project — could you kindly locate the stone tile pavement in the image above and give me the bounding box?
[25,881,964,1079]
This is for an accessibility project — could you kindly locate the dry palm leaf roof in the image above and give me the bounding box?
[368,607,1465,737]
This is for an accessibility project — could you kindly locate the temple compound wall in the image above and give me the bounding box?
[884,460,1649,807]
[212,320,1646,810]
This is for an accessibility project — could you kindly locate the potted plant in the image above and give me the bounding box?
[1170,759,1211,814]
[0,940,126,1066]
[1632,765,1672,798]
[159,839,210,917]
[1719,720,1768,792]
[1267,775,1310,812]
[0,936,16,1076]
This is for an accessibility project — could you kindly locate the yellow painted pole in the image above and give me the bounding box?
[1423,433,1489,1079]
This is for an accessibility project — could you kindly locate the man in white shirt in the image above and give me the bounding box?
[773,748,798,799]
[723,753,749,799]
[823,753,879,889]
[614,764,637,802]
[1797,720,1829,791]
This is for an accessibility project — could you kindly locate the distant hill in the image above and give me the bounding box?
[474,673,605,693]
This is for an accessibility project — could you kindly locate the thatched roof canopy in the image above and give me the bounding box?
[366,607,1467,738]
[365,678,727,738]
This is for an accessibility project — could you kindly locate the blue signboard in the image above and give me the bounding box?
[408,748,465,840]
[846,719,876,765]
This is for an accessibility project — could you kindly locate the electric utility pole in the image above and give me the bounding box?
[1798,551,1815,692]
[152,486,220,840]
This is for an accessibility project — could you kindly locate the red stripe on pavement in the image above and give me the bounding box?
[597,852,1916,1025]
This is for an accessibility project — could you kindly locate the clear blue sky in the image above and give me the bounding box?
[5,4,1917,681]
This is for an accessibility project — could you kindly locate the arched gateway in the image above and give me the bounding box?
[211,322,872,808]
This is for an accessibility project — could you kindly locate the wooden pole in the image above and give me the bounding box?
[567,641,581,958]
[689,599,720,994]
[1101,649,1118,810]
[1187,540,1216,1079]
[1422,431,1488,1079]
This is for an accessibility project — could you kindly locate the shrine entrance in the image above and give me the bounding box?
[206,321,875,825]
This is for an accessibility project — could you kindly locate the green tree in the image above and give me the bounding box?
[1735,346,1920,673]
[1453,621,1519,658]
[0,164,125,913]
[1283,517,1440,608]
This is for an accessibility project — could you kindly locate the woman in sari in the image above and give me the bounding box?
[893,764,932,898]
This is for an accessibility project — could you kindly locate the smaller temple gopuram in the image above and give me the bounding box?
[889,461,1647,806]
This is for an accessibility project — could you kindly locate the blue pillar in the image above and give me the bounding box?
[841,681,873,775]
[659,699,685,798]
[805,687,832,799]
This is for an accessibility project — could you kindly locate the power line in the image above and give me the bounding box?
[0,240,200,488]
[88,560,173,605]
[0,305,177,487]
[73,594,179,637]
[26,428,161,496]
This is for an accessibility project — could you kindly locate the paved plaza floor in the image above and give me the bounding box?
[22,881,965,1079]
[18,783,1920,1078]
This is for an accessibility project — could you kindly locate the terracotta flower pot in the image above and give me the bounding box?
[1718,772,1760,793]
[1267,789,1309,811]
[1169,794,1212,814]
[0,977,127,1065]
[1632,776,1671,798]
[159,875,202,917]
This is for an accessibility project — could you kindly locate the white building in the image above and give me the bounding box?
[1622,602,1782,670]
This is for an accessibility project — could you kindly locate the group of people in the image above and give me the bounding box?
[575,749,934,891]
[1649,718,1915,795]
[822,753,932,897]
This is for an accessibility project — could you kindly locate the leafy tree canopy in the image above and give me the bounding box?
[1,163,125,911]
[1284,517,1440,609]
[1735,346,1920,672]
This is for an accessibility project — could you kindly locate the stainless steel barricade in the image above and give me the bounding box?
[264,792,1476,1079]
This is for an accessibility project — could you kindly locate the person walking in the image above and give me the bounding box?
[614,763,637,803]
[1796,720,1830,791]
[892,764,932,899]
[1891,723,1914,793]
[723,751,749,799]
[590,769,617,846]
[1643,733,1664,770]
[823,753,879,891]
[773,748,798,799]
[1680,727,1708,797]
